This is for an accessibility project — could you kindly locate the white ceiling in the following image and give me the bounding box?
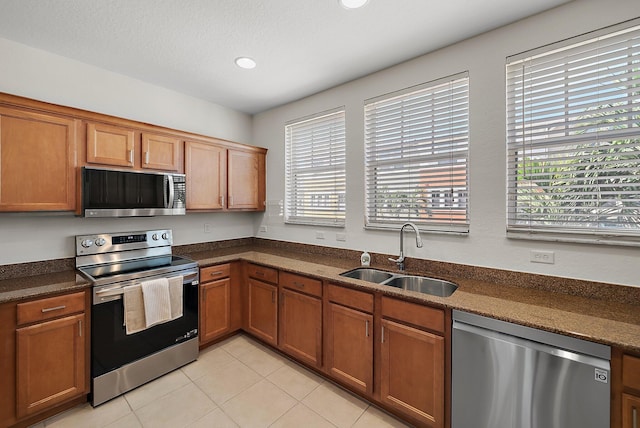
[0,0,571,114]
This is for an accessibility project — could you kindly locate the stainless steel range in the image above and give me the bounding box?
[75,229,199,406]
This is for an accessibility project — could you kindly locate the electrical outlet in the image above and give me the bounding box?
[259,225,268,233]
[315,231,325,240]
[336,233,346,242]
[204,223,212,233]
[530,250,555,264]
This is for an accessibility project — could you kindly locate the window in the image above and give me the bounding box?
[285,108,346,226]
[364,73,470,233]
[506,20,640,245]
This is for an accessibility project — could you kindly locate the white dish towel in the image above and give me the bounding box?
[141,277,172,328]
[123,284,146,335]
[168,275,184,320]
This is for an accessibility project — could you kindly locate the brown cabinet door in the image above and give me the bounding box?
[200,278,231,344]
[16,313,86,418]
[247,278,278,346]
[280,288,322,367]
[227,149,262,210]
[0,107,78,211]
[380,319,444,428]
[86,122,136,168]
[185,141,226,210]
[141,133,181,171]
[325,302,373,394]
[623,393,640,428]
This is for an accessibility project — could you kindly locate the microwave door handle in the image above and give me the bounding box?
[166,174,175,208]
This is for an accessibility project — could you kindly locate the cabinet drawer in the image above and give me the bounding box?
[201,264,231,282]
[17,291,86,326]
[280,271,322,297]
[381,296,444,334]
[247,263,278,284]
[327,284,373,313]
[623,354,640,390]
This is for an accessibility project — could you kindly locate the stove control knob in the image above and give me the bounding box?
[95,238,106,246]
[81,239,94,248]
[162,232,169,240]
[152,233,159,241]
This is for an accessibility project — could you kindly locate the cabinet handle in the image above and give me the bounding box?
[210,271,224,276]
[381,325,385,343]
[365,320,369,337]
[41,305,65,313]
[633,406,637,428]
[229,196,234,206]
[144,151,149,164]
[128,149,134,164]
[293,281,305,289]
[220,196,225,207]
[271,290,275,304]
[255,271,265,277]
[78,320,83,337]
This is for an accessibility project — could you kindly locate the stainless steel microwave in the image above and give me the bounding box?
[81,167,186,217]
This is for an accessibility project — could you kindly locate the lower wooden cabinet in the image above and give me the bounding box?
[16,313,86,418]
[199,263,242,346]
[622,393,640,428]
[325,302,374,395]
[620,353,640,428]
[279,288,322,367]
[380,297,445,427]
[1,290,89,428]
[246,278,278,346]
[380,319,444,427]
[200,277,231,343]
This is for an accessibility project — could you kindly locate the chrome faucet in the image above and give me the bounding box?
[389,222,423,271]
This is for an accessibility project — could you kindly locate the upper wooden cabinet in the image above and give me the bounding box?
[185,141,266,212]
[86,122,136,168]
[141,132,181,171]
[185,141,227,210]
[86,123,181,172]
[0,106,79,212]
[228,149,264,210]
[0,92,266,213]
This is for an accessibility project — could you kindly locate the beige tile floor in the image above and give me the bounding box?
[31,334,413,428]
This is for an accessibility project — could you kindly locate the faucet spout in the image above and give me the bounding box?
[389,222,423,270]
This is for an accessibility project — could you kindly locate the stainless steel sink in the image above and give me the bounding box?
[339,268,457,297]
[382,275,458,297]
[339,268,394,283]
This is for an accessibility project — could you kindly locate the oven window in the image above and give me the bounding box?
[92,281,198,378]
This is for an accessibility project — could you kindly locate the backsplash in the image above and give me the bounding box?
[1,237,637,306]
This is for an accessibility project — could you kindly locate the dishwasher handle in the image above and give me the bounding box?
[453,320,610,370]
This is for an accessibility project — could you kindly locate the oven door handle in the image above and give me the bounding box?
[96,286,126,298]
[94,272,199,299]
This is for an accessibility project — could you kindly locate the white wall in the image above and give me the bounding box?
[253,0,640,288]
[0,38,256,264]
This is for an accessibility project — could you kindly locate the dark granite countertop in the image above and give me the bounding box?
[2,243,638,354]
[189,245,640,354]
[0,270,90,304]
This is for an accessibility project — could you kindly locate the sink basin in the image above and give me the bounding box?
[339,268,457,297]
[339,268,394,283]
[381,275,458,297]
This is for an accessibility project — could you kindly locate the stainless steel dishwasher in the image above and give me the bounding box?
[452,310,611,428]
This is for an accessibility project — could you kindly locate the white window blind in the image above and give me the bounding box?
[285,108,346,227]
[506,20,640,244]
[364,73,470,233]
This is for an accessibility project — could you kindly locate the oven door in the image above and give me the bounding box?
[91,271,198,379]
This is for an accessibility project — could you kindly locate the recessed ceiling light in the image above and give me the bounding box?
[339,0,369,9]
[235,57,256,69]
